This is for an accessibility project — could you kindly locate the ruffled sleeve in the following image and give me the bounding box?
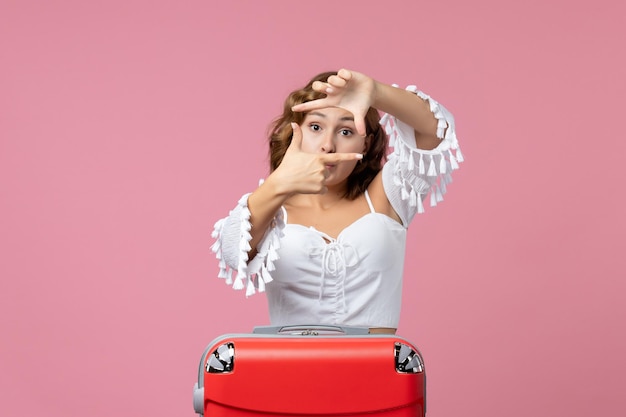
[210,192,285,296]
[381,85,463,226]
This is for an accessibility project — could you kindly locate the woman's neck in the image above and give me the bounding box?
[287,188,347,210]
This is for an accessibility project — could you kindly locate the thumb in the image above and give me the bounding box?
[288,122,302,150]
[354,114,367,137]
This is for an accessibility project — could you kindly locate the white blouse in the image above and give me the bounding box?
[265,191,406,328]
[210,85,462,328]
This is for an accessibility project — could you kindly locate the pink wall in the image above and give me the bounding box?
[1,0,625,416]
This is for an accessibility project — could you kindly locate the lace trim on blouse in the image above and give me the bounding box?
[380,85,463,222]
[211,192,285,296]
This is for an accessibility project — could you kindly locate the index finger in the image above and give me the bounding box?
[291,98,329,113]
[319,152,364,163]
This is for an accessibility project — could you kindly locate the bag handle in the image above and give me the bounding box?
[252,324,370,335]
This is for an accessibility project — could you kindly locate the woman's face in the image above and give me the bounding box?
[299,107,369,186]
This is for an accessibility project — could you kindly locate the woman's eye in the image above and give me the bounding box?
[340,129,353,136]
[309,123,321,131]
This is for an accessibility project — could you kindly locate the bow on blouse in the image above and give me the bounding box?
[309,239,360,312]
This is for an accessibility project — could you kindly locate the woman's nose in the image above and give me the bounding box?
[320,133,335,153]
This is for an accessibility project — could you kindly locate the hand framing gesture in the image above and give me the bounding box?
[291,69,376,137]
[272,123,363,195]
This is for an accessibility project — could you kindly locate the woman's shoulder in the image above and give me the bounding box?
[367,174,402,223]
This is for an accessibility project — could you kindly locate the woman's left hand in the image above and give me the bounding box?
[291,69,376,137]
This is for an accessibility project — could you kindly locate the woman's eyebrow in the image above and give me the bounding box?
[306,111,355,122]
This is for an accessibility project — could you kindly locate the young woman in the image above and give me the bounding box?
[211,69,462,334]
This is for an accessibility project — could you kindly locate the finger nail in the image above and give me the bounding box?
[356,153,363,159]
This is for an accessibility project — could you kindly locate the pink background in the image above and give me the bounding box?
[1,0,625,416]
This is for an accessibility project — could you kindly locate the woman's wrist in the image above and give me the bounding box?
[264,170,296,199]
[371,81,398,114]
[370,78,382,110]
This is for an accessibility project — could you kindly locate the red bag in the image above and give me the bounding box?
[193,325,426,416]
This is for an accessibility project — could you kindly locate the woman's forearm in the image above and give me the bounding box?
[372,81,442,150]
[246,174,291,258]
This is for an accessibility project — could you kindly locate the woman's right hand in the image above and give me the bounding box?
[271,123,363,195]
